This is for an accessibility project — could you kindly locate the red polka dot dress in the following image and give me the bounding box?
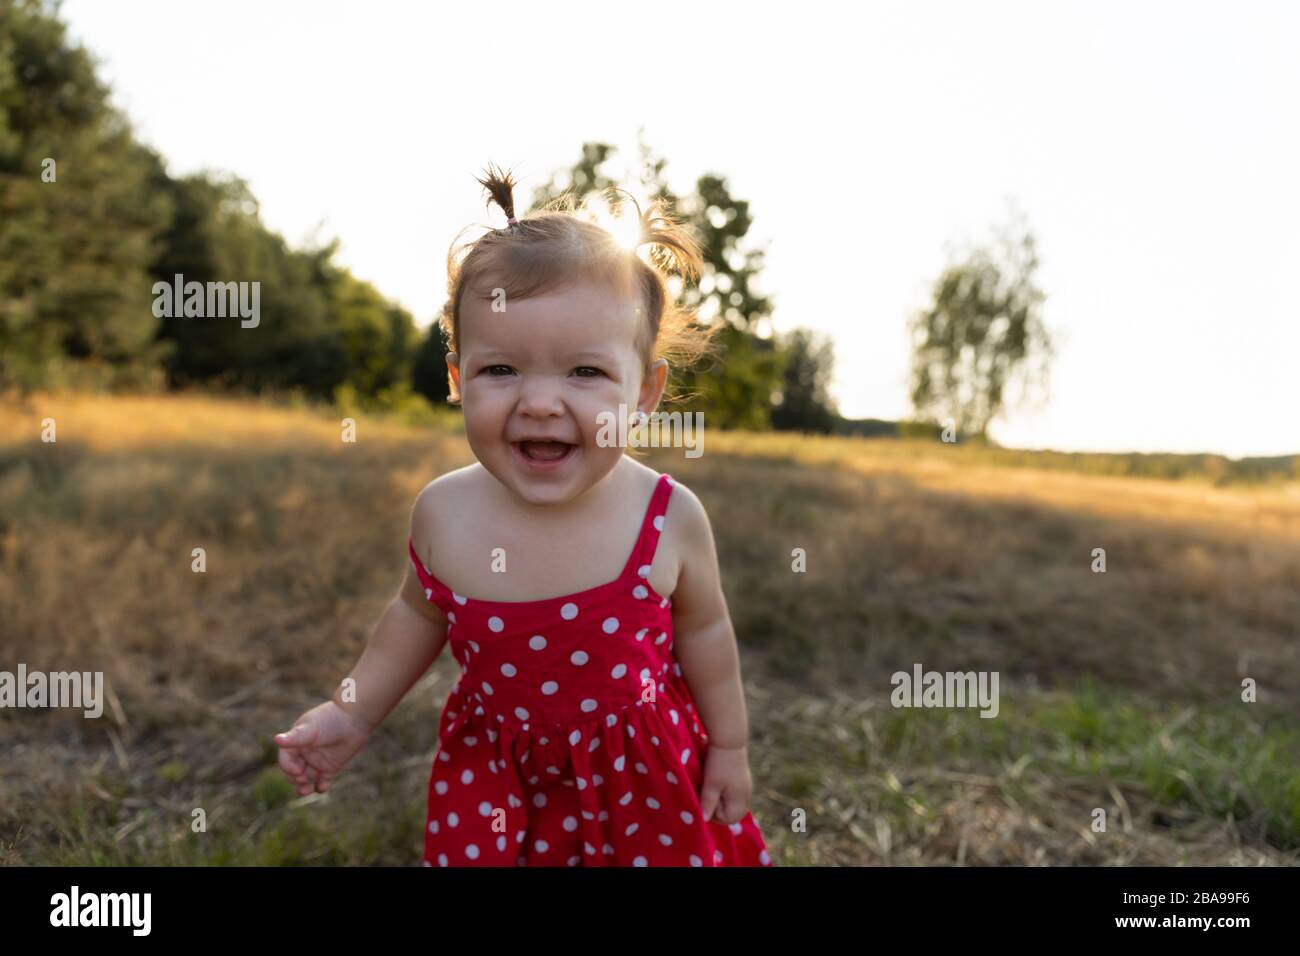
[408,472,773,867]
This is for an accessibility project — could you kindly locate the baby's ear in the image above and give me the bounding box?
[445,352,462,404]
[640,357,669,410]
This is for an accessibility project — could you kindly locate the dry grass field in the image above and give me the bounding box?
[2,392,1298,866]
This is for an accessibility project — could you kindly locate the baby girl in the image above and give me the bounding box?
[275,164,773,867]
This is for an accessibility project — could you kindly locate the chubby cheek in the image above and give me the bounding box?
[571,388,631,447]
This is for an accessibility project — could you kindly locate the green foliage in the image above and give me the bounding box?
[771,327,838,433]
[411,319,452,406]
[909,206,1053,439]
[0,2,831,434]
[529,133,836,431]
[0,0,172,389]
[0,0,418,400]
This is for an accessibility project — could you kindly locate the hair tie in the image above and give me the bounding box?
[507,216,519,226]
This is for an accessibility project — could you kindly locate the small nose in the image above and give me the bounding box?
[516,373,565,418]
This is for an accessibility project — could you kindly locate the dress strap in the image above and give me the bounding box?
[408,537,454,613]
[619,473,675,581]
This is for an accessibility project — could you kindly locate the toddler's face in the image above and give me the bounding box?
[449,279,665,506]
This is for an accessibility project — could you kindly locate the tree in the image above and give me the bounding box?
[770,327,838,433]
[909,208,1053,440]
[0,0,171,388]
[411,320,451,406]
[527,133,796,430]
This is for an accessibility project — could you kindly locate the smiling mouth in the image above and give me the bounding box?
[514,440,577,463]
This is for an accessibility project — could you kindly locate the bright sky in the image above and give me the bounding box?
[61,0,1300,457]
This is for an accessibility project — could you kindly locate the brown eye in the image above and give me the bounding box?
[573,366,604,378]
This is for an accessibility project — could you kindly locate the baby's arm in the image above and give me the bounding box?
[667,484,749,751]
[668,484,755,823]
[275,489,449,794]
[332,487,450,731]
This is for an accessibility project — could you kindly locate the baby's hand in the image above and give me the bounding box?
[699,744,753,825]
[273,701,373,796]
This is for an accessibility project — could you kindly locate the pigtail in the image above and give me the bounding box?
[476,162,520,227]
[602,187,703,283]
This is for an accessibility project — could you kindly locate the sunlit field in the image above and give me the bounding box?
[3,392,1298,865]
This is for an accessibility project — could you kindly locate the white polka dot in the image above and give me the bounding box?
[588,738,600,753]
[580,698,598,713]
[447,812,459,827]
[468,640,480,653]
[576,777,588,790]
[478,801,493,816]
[646,797,660,809]
[528,635,547,651]
[680,748,691,764]
[500,663,517,677]
[619,791,633,805]
[606,714,618,727]
[634,762,648,774]
[541,681,559,695]
[584,842,597,855]
[729,822,743,835]
[535,839,549,853]
[488,616,504,632]
[533,793,547,808]
[563,816,578,832]
[635,628,648,641]
[481,682,494,695]
[560,602,578,620]
[633,585,648,599]
[611,663,627,679]
[434,780,448,795]
[464,736,478,746]
[602,617,619,634]
[567,856,580,866]
[570,650,588,665]
[653,515,664,531]
[658,834,672,846]
[514,706,530,720]
[640,668,652,682]
[655,632,668,645]
[637,565,651,579]
[614,756,626,771]
[453,592,467,605]
[428,820,439,834]
[461,769,474,784]
[466,844,480,859]
[633,856,648,866]
[689,854,703,867]
[625,823,639,836]
[680,810,694,824]
[424,588,433,600]
[497,835,508,852]
[438,853,448,866]
[760,850,772,865]
[448,611,456,623]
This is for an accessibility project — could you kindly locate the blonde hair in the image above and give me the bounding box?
[439,163,718,404]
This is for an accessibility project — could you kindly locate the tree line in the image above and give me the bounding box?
[2,0,1051,439]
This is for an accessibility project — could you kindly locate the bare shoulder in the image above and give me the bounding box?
[411,463,488,556]
[660,473,712,538]
[659,473,714,556]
